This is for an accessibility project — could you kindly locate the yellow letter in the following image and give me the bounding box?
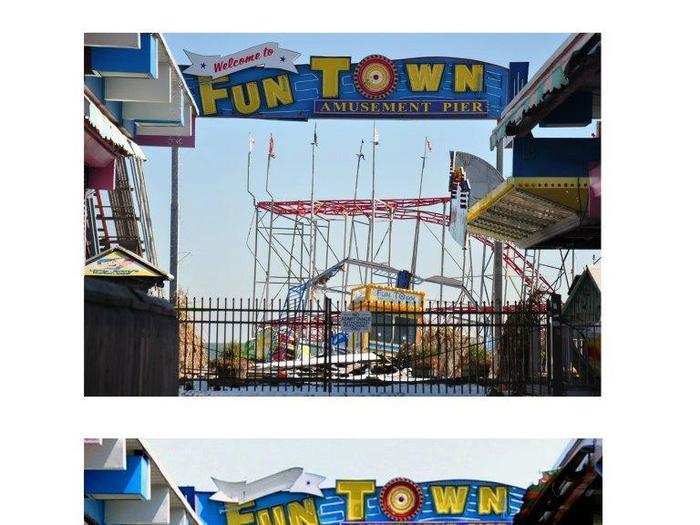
[231,82,262,115]
[287,498,319,525]
[406,63,445,92]
[310,57,351,98]
[226,502,255,525]
[478,486,507,515]
[199,76,229,116]
[258,506,287,525]
[431,486,469,514]
[336,480,376,521]
[454,64,484,92]
[262,75,294,109]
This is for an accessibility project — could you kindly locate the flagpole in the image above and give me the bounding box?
[264,134,275,308]
[367,122,377,283]
[309,124,318,301]
[410,137,429,285]
[247,134,258,300]
[343,139,365,295]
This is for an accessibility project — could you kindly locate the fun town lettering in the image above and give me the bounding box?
[196,58,487,117]
[224,482,511,525]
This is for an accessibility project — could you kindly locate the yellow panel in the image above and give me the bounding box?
[511,178,589,212]
[350,284,425,312]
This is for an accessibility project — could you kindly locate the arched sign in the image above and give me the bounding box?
[193,473,525,525]
[181,45,528,121]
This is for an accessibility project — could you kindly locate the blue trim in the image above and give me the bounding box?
[84,498,105,525]
[90,33,158,78]
[84,75,124,123]
[84,454,150,500]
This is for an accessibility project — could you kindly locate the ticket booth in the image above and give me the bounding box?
[349,284,425,353]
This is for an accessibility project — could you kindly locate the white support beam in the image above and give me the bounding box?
[105,62,173,103]
[136,106,193,136]
[105,486,170,525]
[84,438,127,470]
[123,69,185,123]
[169,509,189,525]
[85,33,141,48]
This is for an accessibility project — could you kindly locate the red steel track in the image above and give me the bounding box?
[257,197,450,225]
[257,197,554,293]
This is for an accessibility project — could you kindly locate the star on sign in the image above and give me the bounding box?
[200,62,206,69]
[280,56,286,62]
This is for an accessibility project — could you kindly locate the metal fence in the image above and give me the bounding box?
[177,295,600,396]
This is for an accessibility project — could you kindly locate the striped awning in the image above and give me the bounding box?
[84,96,146,160]
[490,33,599,149]
[467,177,589,248]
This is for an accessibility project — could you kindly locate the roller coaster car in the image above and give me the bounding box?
[349,284,426,354]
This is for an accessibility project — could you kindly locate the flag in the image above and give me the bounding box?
[373,127,379,145]
[268,134,276,158]
[426,138,432,152]
[248,134,255,153]
[312,124,318,146]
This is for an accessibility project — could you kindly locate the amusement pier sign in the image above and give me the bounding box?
[196,469,525,525]
[182,44,528,120]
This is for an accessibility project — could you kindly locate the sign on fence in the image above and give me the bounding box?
[340,311,372,333]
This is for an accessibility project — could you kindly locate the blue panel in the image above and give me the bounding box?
[84,76,124,122]
[179,486,197,512]
[90,33,158,78]
[84,455,150,499]
[84,498,105,525]
[183,57,525,121]
[196,492,227,525]
[513,136,601,178]
[507,62,529,103]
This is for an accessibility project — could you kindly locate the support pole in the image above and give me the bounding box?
[169,145,179,304]
[493,141,504,375]
[439,201,447,302]
[410,138,428,284]
[253,208,259,299]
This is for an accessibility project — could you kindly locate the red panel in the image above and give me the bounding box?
[87,161,116,191]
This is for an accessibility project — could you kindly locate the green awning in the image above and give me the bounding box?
[490,33,599,149]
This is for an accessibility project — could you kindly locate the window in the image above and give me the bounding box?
[394,316,417,344]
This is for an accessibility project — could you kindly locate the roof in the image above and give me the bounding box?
[514,439,602,525]
[85,245,173,280]
[490,33,600,149]
[127,439,203,525]
[154,33,200,117]
[567,261,602,299]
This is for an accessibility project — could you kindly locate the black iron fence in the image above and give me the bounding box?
[177,295,600,396]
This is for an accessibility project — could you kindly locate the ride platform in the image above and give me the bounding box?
[467,177,598,249]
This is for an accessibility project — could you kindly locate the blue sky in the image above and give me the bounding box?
[143,34,598,299]
[148,439,569,491]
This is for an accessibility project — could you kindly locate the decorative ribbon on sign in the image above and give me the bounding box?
[211,467,325,504]
[183,43,301,78]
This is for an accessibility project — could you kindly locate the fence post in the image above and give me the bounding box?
[548,293,564,396]
[324,296,332,394]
